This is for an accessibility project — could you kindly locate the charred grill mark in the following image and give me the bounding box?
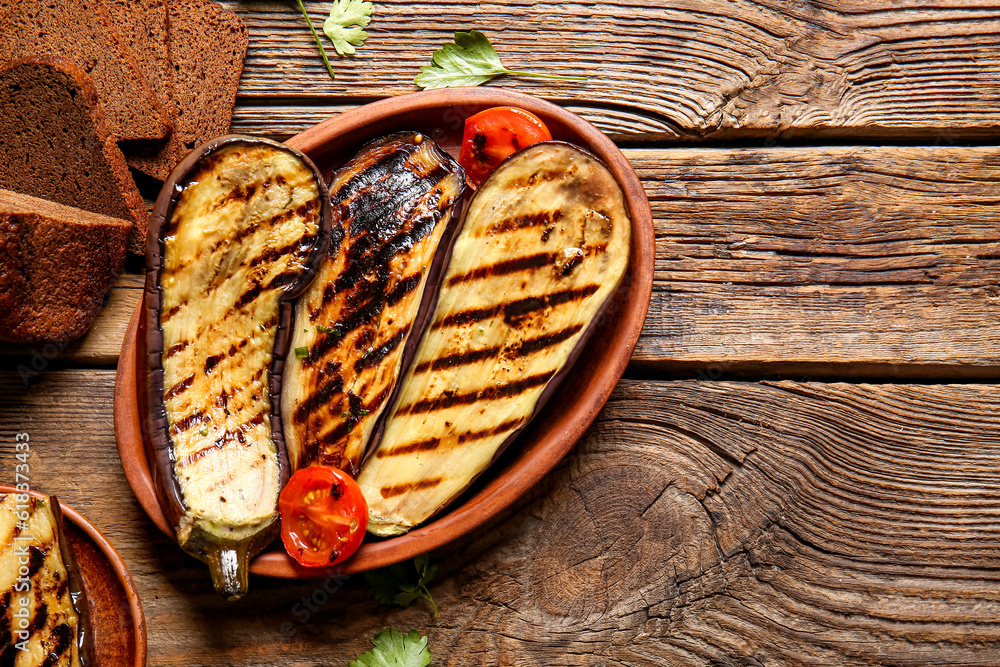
[332,141,419,201]
[232,269,301,312]
[164,374,195,401]
[294,374,345,424]
[259,314,279,331]
[332,191,442,293]
[169,409,206,435]
[558,253,583,276]
[432,285,601,329]
[35,622,72,667]
[489,209,563,235]
[234,281,263,311]
[447,252,555,286]
[410,324,583,375]
[376,417,528,459]
[354,325,410,373]
[204,353,224,374]
[376,437,438,458]
[29,603,46,632]
[165,340,189,359]
[266,269,302,291]
[227,338,249,357]
[249,238,308,268]
[519,324,584,355]
[385,272,422,306]
[414,346,499,374]
[306,383,393,464]
[27,546,44,577]
[177,413,266,468]
[395,370,556,416]
[379,477,443,499]
[502,285,601,326]
[307,295,383,362]
[162,304,181,322]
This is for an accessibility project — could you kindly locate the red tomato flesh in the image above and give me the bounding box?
[279,466,368,567]
[458,107,552,188]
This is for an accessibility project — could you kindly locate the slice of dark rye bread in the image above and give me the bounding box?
[103,0,179,179]
[0,0,171,141]
[158,0,248,175]
[0,188,130,343]
[117,0,248,181]
[0,56,150,254]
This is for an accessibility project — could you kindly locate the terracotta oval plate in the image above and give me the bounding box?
[114,88,654,578]
[0,485,146,665]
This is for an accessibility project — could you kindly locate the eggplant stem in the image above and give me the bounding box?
[207,547,249,601]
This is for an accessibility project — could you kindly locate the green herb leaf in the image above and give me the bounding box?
[323,0,373,56]
[414,30,587,90]
[294,346,309,358]
[316,324,343,336]
[364,556,439,617]
[349,628,432,667]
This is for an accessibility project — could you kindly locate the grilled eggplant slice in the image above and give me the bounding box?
[0,494,92,666]
[357,141,632,536]
[282,132,465,476]
[145,136,330,598]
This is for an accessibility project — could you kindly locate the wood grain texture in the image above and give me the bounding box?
[2,370,1000,665]
[11,144,1000,377]
[634,144,1000,376]
[224,0,1000,141]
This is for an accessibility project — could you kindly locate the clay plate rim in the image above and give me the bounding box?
[113,87,654,577]
[0,485,147,666]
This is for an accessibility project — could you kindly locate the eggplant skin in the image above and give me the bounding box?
[0,494,90,667]
[145,136,331,598]
[282,132,465,477]
[357,141,632,536]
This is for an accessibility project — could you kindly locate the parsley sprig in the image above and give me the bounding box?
[296,0,373,81]
[415,30,587,90]
[349,628,432,667]
[364,554,439,617]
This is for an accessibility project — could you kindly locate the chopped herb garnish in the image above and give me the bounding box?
[294,346,309,358]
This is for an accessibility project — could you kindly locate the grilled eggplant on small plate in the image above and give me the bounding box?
[115,88,653,577]
[0,485,146,666]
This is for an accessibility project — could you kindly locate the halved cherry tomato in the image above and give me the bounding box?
[279,466,368,567]
[458,107,552,188]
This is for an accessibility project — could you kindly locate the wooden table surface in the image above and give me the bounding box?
[4,0,1000,664]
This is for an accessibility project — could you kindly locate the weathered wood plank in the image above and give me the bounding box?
[2,371,999,664]
[225,0,1000,141]
[11,144,999,377]
[633,144,1000,376]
